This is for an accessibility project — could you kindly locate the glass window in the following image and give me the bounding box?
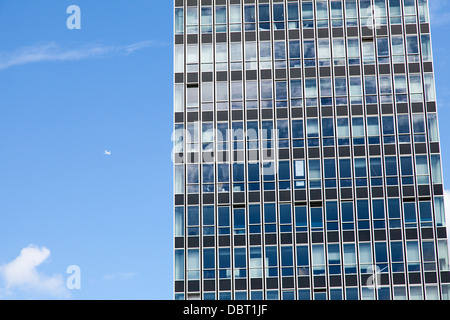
[422,241,436,262]
[290,79,302,99]
[174,46,184,73]
[294,160,305,179]
[326,201,338,220]
[359,243,373,265]
[288,40,300,60]
[265,203,277,224]
[304,41,316,60]
[219,248,231,269]
[318,40,330,60]
[377,38,390,57]
[385,157,397,176]
[215,5,227,24]
[218,207,230,230]
[311,207,323,229]
[187,206,199,228]
[367,116,379,136]
[337,118,349,137]
[281,246,293,267]
[174,165,184,194]
[407,241,420,264]
[174,84,184,113]
[265,246,278,274]
[344,243,356,265]
[244,5,255,23]
[278,161,290,181]
[431,155,443,184]
[418,0,429,23]
[302,2,314,20]
[370,158,382,177]
[339,159,352,178]
[324,159,336,179]
[258,3,270,22]
[234,247,246,273]
[306,119,318,138]
[373,199,385,220]
[354,158,367,177]
[186,7,198,26]
[320,78,332,97]
[287,2,299,20]
[400,156,413,176]
[365,76,377,95]
[248,163,259,182]
[203,205,214,227]
[187,249,200,280]
[276,82,288,100]
[203,248,215,270]
[421,35,432,62]
[295,206,307,231]
[297,245,309,268]
[342,202,354,222]
[416,155,429,177]
[404,202,417,225]
[407,36,419,54]
[273,3,285,21]
[249,247,262,277]
[397,115,410,134]
[388,199,400,219]
[312,244,325,267]
[201,6,213,27]
[375,242,388,263]
[309,160,321,179]
[175,8,184,35]
[352,117,364,137]
[357,200,370,220]
[175,207,184,237]
[424,74,436,101]
[234,208,246,233]
[335,78,347,96]
[350,77,362,97]
[274,42,286,60]
[363,41,375,64]
[305,79,317,98]
[419,201,433,225]
[321,118,334,138]
[435,197,446,228]
[200,44,212,65]
[175,249,184,280]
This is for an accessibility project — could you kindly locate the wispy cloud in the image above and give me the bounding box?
[0,244,70,299]
[123,40,158,55]
[0,40,160,71]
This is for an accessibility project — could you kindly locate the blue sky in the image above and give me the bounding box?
[427,0,450,232]
[0,0,173,299]
[0,0,449,300]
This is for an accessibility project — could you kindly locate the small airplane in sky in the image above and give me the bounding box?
[104,150,111,155]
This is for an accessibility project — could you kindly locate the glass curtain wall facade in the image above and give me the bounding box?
[173,0,450,300]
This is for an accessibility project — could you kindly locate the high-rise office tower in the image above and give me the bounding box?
[173,0,450,300]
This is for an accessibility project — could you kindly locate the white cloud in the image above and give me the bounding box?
[0,40,159,71]
[444,190,450,226]
[123,40,158,55]
[0,245,69,299]
[443,190,450,261]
